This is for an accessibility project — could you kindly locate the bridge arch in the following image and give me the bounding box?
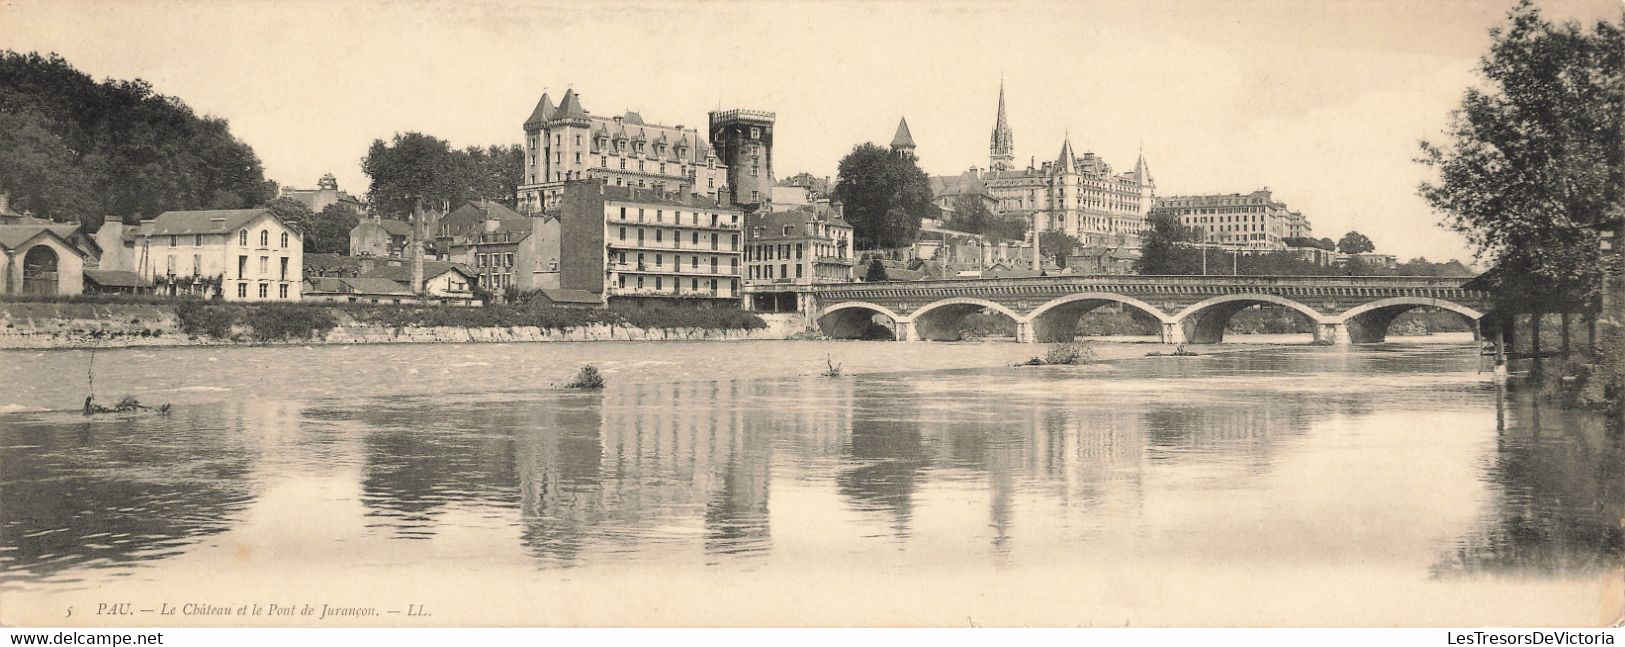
[1335,296,1485,344]
[909,297,1022,341]
[816,301,905,341]
[1023,292,1174,343]
[1172,294,1329,345]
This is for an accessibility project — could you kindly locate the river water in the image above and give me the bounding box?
[1,336,1620,627]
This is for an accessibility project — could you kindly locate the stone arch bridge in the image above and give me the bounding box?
[786,275,1493,344]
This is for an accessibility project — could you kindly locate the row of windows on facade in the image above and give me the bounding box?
[533,132,702,159]
[1168,205,1272,214]
[165,230,289,248]
[234,283,290,299]
[615,275,737,294]
[160,254,290,281]
[617,207,738,227]
[613,251,738,273]
[1181,213,1278,224]
[616,226,740,250]
[531,168,718,189]
[748,263,809,280]
[745,242,832,262]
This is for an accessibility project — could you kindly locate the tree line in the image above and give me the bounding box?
[0,51,276,230]
[0,50,526,254]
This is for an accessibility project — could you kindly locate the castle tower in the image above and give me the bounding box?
[890,117,917,160]
[989,83,1014,172]
[709,109,777,206]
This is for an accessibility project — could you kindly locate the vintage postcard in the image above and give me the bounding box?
[0,0,1621,632]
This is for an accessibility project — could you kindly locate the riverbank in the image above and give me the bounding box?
[0,300,799,349]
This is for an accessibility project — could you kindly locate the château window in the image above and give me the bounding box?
[259,231,269,247]
[280,232,289,248]
[239,230,248,246]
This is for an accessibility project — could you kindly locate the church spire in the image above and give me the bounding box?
[989,81,1015,172]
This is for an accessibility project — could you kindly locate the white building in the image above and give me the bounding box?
[112,209,303,301]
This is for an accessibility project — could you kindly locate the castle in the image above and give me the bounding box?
[928,84,1157,247]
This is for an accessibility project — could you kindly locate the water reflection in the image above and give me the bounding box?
[1433,391,1624,577]
[0,405,262,587]
[2,344,1620,601]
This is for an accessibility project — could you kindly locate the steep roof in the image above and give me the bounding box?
[146,209,273,236]
[931,171,992,200]
[305,276,417,297]
[553,89,588,120]
[890,117,916,149]
[360,260,475,285]
[1056,138,1077,174]
[524,92,555,129]
[0,224,85,254]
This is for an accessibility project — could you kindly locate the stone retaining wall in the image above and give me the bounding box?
[0,303,806,349]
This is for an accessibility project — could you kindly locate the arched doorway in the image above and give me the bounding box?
[22,245,60,295]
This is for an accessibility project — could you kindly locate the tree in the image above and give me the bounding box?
[307,203,360,255]
[1337,231,1375,254]
[362,134,525,218]
[362,133,467,218]
[944,195,995,237]
[864,258,889,282]
[831,143,932,249]
[265,197,314,234]
[0,51,275,228]
[992,216,1028,243]
[1037,230,1082,268]
[1417,1,1622,311]
[1135,212,1204,275]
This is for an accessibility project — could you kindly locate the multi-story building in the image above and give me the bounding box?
[743,203,854,285]
[709,109,776,208]
[279,173,366,214]
[1152,189,1305,250]
[973,85,1156,247]
[348,215,414,258]
[437,212,561,297]
[518,89,729,212]
[557,181,745,306]
[777,172,831,200]
[741,201,854,311]
[116,209,303,301]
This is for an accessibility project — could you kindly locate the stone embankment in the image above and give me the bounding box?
[0,302,807,349]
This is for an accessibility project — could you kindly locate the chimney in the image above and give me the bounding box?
[411,200,425,296]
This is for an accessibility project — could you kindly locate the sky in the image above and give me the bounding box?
[3,0,1620,263]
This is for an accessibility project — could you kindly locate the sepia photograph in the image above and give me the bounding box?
[0,0,1622,637]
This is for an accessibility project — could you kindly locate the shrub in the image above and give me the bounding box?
[176,301,237,338]
[1044,340,1097,365]
[243,304,337,342]
[564,365,605,389]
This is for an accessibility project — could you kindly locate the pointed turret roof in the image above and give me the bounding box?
[1134,148,1154,186]
[553,89,588,120]
[890,117,916,150]
[524,93,555,129]
[1056,136,1077,174]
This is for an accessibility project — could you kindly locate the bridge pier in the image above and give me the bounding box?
[1314,322,1351,346]
[897,320,918,342]
[1016,321,1036,344]
[1159,322,1186,345]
